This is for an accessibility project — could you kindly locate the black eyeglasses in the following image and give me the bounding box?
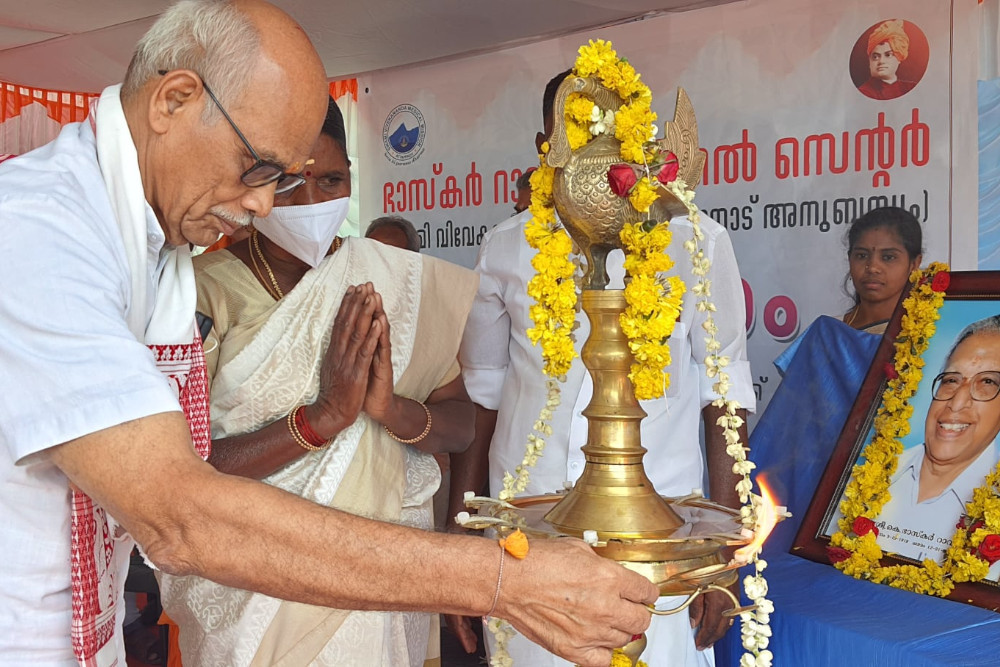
[160,71,305,194]
[931,371,1000,402]
[275,173,350,200]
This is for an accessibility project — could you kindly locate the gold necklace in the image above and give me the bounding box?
[251,229,284,299]
[247,240,271,294]
[844,305,859,327]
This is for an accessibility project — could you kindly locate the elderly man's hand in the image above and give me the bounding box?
[308,283,382,437]
[496,539,657,667]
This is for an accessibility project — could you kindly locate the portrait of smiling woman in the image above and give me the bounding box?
[874,315,1000,581]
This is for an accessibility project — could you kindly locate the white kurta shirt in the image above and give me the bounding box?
[0,121,180,664]
[878,441,1000,576]
[459,209,755,667]
[460,210,755,498]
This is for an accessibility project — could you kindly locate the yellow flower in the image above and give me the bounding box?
[524,162,578,381]
[611,649,647,667]
[630,363,668,401]
[566,122,592,151]
[517,41,770,667]
[565,93,596,123]
[830,263,1000,597]
[628,177,660,213]
[614,101,657,164]
[575,39,618,78]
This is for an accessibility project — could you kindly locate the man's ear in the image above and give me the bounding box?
[534,131,547,154]
[148,70,203,136]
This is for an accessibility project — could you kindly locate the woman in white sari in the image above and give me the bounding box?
[160,98,476,667]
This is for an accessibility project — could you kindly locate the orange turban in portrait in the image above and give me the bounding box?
[867,19,909,62]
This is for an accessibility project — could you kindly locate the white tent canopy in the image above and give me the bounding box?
[0,0,736,91]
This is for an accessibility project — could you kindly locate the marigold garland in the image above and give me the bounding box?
[829,262,1000,597]
[524,156,577,379]
[620,222,686,399]
[526,38,680,402]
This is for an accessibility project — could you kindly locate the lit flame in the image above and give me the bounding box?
[733,477,782,564]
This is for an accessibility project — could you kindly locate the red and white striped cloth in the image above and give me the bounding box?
[69,337,211,665]
[70,86,207,666]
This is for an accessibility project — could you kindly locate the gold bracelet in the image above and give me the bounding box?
[383,399,432,444]
[287,409,326,451]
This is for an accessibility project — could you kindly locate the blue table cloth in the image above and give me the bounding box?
[714,316,1000,667]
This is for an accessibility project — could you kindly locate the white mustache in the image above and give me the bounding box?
[210,207,252,227]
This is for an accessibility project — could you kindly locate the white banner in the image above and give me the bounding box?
[358,0,977,418]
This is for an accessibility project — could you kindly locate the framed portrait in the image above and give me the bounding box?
[793,270,1000,611]
[848,18,930,102]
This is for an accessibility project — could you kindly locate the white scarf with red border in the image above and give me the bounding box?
[70,84,211,667]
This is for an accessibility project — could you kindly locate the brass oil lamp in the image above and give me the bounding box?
[469,77,757,665]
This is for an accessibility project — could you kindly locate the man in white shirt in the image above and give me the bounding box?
[455,72,756,665]
[0,5,655,665]
[878,441,1000,569]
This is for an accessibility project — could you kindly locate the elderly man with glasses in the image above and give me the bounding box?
[0,1,656,665]
[870,315,1000,580]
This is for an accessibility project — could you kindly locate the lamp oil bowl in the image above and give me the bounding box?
[497,492,747,598]
[546,76,705,289]
[474,489,750,667]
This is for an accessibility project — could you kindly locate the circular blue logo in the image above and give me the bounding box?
[383,104,426,166]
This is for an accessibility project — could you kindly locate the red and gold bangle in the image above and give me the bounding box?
[383,399,432,444]
[295,405,329,447]
[288,406,329,451]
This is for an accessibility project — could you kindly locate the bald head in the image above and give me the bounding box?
[237,0,327,107]
[122,0,328,247]
[233,0,328,162]
[124,0,326,120]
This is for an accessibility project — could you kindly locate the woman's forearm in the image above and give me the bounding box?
[379,375,475,455]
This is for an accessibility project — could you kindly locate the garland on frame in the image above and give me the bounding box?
[828,263,1000,596]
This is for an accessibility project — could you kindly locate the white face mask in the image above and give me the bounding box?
[253,196,350,268]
